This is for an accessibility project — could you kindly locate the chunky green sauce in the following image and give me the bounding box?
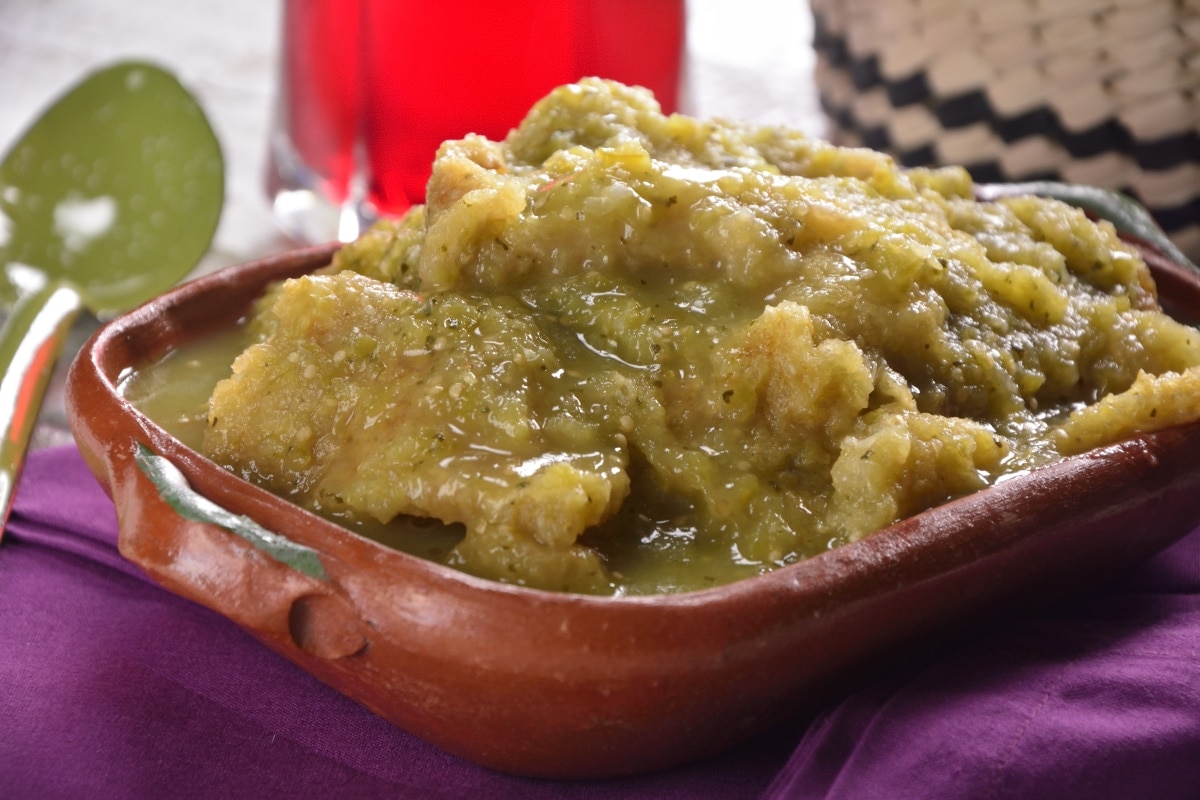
[128,80,1200,595]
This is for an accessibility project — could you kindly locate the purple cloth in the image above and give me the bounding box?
[2,447,1199,798]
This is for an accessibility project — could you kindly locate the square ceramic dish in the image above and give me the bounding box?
[67,232,1200,779]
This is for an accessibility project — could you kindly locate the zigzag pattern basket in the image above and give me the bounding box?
[810,0,1199,261]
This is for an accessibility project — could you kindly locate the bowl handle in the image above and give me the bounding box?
[111,441,368,662]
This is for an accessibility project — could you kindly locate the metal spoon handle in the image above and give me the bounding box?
[0,281,84,535]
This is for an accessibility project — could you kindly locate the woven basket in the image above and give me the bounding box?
[810,0,1200,261]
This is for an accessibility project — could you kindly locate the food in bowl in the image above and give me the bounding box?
[129,79,1200,595]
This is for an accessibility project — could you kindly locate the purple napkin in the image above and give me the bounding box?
[764,540,1200,800]
[2,446,1198,799]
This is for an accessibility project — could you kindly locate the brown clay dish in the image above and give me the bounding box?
[67,238,1200,779]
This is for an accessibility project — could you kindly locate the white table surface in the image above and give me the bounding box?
[0,0,825,447]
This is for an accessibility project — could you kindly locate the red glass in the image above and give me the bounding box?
[269,0,686,240]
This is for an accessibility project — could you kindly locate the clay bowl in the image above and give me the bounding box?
[67,239,1200,779]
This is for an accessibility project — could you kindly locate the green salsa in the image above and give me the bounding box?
[126,80,1200,595]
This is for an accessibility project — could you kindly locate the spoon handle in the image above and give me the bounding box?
[0,280,85,536]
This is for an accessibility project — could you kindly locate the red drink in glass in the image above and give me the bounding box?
[267,0,687,242]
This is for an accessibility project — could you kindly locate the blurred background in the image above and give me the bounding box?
[2,0,1193,265]
[0,0,826,276]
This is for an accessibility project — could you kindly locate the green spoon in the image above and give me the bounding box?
[0,61,224,532]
